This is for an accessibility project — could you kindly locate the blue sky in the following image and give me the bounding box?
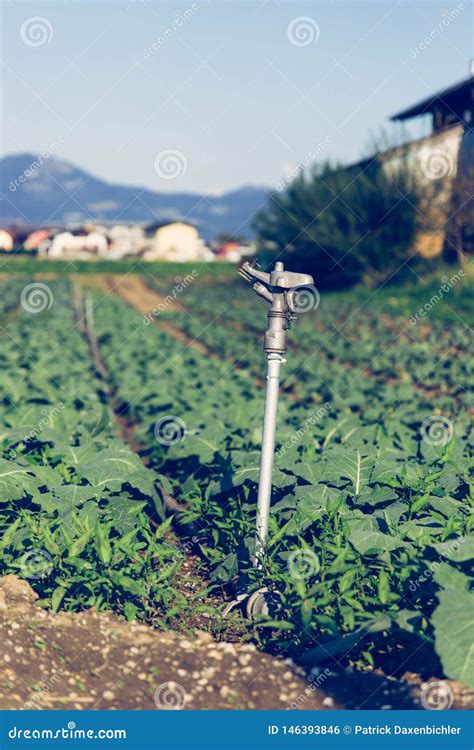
[2,0,472,193]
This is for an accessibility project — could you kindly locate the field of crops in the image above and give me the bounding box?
[0,269,472,708]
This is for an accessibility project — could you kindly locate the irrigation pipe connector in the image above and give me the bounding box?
[224,261,315,618]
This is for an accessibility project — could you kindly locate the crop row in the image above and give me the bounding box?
[0,281,184,622]
[92,284,473,686]
[151,276,473,408]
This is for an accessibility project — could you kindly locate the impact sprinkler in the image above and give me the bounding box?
[224,261,316,618]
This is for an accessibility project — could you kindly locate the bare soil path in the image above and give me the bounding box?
[0,576,329,710]
[101,274,211,356]
[3,576,472,711]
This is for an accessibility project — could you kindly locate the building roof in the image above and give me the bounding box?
[145,219,195,234]
[390,74,473,121]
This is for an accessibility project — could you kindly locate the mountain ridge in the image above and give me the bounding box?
[0,153,269,240]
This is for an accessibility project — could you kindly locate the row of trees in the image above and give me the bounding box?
[254,146,472,288]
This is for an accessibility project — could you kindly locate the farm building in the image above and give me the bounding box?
[380,70,473,258]
[0,228,14,251]
[214,240,257,263]
[108,224,145,259]
[47,230,109,259]
[215,241,242,262]
[142,220,203,262]
[24,228,51,250]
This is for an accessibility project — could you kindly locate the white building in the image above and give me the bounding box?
[47,230,108,258]
[0,228,14,251]
[108,224,145,259]
[142,221,205,262]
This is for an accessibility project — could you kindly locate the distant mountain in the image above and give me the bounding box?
[0,153,269,240]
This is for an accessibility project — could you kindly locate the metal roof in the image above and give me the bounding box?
[390,75,473,121]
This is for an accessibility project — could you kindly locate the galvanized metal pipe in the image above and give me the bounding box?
[255,352,284,557]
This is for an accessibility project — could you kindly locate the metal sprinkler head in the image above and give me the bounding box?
[224,260,316,620]
[238,261,314,354]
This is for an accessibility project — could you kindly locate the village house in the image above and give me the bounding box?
[108,224,145,259]
[0,228,14,251]
[372,69,473,258]
[142,220,206,262]
[47,229,109,259]
[214,240,257,263]
[24,228,51,251]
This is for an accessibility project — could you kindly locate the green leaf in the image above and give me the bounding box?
[79,448,155,496]
[347,516,405,554]
[94,523,111,564]
[378,570,390,604]
[66,529,93,559]
[434,537,474,562]
[51,586,67,612]
[0,458,39,501]
[433,563,470,592]
[432,590,474,688]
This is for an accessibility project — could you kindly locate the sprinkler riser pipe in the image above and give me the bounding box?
[255,352,283,558]
[237,260,315,570]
